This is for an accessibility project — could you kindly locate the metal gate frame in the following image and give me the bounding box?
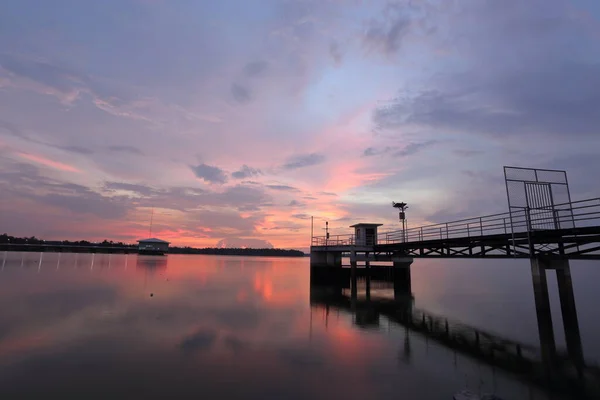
[503,166,575,256]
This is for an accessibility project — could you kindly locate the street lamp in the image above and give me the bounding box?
[392,202,408,242]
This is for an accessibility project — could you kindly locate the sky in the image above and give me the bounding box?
[0,0,599,250]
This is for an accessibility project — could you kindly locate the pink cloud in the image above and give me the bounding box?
[16,152,81,173]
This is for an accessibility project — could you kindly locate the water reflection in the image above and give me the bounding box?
[0,252,597,399]
[310,266,600,400]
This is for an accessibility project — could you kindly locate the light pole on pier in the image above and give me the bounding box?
[323,221,330,246]
[392,202,408,243]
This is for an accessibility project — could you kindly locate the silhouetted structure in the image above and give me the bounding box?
[310,167,600,398]
[137,238,170,255]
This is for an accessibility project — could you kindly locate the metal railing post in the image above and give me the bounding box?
[503,218,507,234]
[446,223,449,239]
[479,217,483,236]
[467,223,470,237]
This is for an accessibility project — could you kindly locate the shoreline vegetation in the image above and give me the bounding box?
[0,234,305,257]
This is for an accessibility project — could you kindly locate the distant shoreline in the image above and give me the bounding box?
[0,240,305,258]
[0,244,305,257]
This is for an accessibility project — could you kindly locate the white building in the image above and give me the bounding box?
[137,238,170,255]
[350,223,383,246]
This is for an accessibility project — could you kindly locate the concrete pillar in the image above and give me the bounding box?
[530,258,557,366]
[365,260,371,301]
[555,260,584,371]
[326,252,342,267]
[393,258,413,300]
[310,251,341,267]
[310,251,327,267]
[350,251,357,303]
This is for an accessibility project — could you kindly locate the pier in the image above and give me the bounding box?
[310,167,600,398]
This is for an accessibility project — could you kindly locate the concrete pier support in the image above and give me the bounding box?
[350,252,357,302]
[555,261,585,370]
[530,258,557,365]
[310,251,342,268]
[393,257,413,300]
[365,260,371,301]
[531,257,584,371]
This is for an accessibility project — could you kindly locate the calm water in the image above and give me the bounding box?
[1,252,599,399]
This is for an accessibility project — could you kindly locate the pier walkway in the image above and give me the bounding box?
[311,196,600,260]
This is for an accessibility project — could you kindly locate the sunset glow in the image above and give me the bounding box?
[1,1,599,249]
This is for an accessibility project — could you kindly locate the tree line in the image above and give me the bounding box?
[0,234,305,257]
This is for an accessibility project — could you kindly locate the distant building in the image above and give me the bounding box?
[137,238,170,255]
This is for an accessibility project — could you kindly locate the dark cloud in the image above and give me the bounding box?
[373,1,600,138]
[231,83,252,104]
[0,53,85,94]
[393,140,437,157]
[282,153,325,170]
[244,61,268,77]
[363,146,394,157]
[292,214,311,220]
[107,145,144,155]
[0,119,24,138]
[0,162,131,220]
[288,200,305,207]
[218,184,271,210]
[0,119,94,155]
[374,66,600,137]
[329,42,342,66]
[0,159,274,242]
[232,165,262,179]
[190,163,228,184]
[317,191,337,196]
[56,145,94,155]
[0,53,144,111]
[32,192,119,221]
[266,184,300,192]
[40,192,128,219]
[363,2,415,56]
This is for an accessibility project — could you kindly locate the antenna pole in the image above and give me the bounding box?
[310,216,314,247]
[149,207,154,238]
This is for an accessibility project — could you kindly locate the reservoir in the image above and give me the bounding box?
[0,252,599,399]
